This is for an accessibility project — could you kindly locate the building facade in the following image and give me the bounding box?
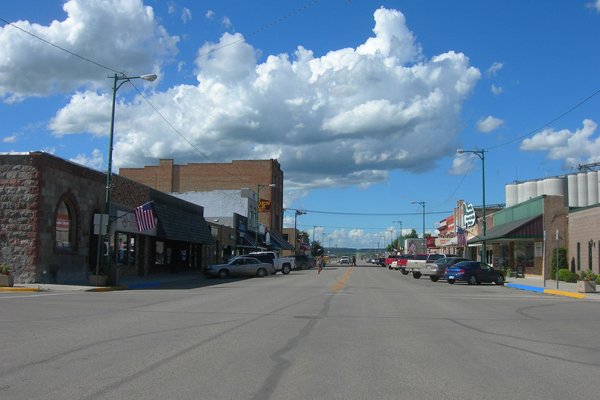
[119,159,284,236]
[0,152,213,284]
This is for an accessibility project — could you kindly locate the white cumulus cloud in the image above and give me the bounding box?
[26,7,481,191]
[476,116,504,133]
[0,0,179,102]
[520,119,600,167]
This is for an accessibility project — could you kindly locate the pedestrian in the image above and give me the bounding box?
[352,255,356,266]
[317,256,323,275]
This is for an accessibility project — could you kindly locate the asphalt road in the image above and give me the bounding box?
[2,262,600,400]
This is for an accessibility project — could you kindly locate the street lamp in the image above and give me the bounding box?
[294,210,306,255]
[392,220,402,252]
[105,73,157,268]
[254,183,276,249]
[410,201,426,240]
[457,149,486,262]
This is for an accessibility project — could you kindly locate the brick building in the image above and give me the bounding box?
[119,159,285,236]
[0,152,213,284]
[568,203,600,274]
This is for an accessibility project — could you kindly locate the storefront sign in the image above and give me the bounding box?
[258,199,271,212]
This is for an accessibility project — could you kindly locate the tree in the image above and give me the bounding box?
[404,229,418,239]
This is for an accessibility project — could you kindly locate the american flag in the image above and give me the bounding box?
[457,227,467,247]
[134,202,156,232]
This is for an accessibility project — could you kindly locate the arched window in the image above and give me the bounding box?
[56,201,73,249]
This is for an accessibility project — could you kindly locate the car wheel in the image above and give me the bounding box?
[281,265,291,275]
[256,268,267,277]
[401,270,409,275]
[447,279,455,284]
[412,272,421,279]
[429,276,439,282]
[468,275,478,285]
[218,269,229,279]
[495,275,505,285]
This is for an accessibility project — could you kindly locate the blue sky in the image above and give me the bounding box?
[1,0,599,249]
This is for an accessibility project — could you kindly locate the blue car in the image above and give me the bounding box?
[443,261,505,285]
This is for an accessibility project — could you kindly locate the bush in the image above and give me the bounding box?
[550,248,568,280]
[558,269,578,283]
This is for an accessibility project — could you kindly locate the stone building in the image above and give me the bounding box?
[0,152,213,284]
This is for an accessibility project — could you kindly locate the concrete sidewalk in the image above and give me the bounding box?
[505,276,600,301]
[0,270,204,293]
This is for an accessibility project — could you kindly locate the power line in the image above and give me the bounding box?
[488,87,600,150]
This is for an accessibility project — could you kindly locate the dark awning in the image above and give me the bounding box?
[469,215,543,244]
[152,202,214,244]
[270,233,295,250]
[238,232,258,249]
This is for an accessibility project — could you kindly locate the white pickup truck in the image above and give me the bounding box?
[405,254,458,279]
[247,251,295,275]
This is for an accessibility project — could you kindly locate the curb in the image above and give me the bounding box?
[506,283,586,299]
[85,282,163,292]
[0,287,40,292]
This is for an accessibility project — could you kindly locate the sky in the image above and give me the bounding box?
[1,0,599,250]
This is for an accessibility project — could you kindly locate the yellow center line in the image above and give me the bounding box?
[331,266,354,292]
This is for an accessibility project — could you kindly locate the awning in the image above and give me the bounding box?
[238,232,258,249]
[153,202,214,244]
[469,215,543,244]
[270,233,295,250]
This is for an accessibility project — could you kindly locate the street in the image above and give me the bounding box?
[2,262,600,400]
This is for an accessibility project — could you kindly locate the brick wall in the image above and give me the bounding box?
[119,159,285,235]
[568,204,600,274]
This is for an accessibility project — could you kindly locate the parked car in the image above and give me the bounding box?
[293,255,314,270]
[203,256,275,278]
[443,261,505,285]
[340,256,350,264]
[421,257,471,282]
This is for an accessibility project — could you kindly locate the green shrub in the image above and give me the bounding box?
[550,248,568,280]
[596,275,600,285]
[558,269,578,282]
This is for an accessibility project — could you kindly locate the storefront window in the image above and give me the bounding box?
[55,201,73,249]
[516,242,534,269]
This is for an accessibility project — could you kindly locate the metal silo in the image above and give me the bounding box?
[577,173,589,207]
[588,171,599,205]
[567,174,579,207]
[523,181,538,201]
[506,184,518,207]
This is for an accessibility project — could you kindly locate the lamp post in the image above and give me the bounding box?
[457,149,486,262]
[254,183,276,249]
[104,73,156,268]
[294,210,305,255]
[410,200,426,237]
[392,220,402,252]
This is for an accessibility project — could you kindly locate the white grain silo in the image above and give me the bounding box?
[588,171,599,205]
[577,173,589,207]
[543,177,568,205]
[524,181,538,201]
[537,180,545,196]
[567,174,579,207]
[517,182,526,204]
[506,184,518,207]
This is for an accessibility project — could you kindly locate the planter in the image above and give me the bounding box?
[577,280,596,293]
[89,275,108,286]
[0,274,14,287]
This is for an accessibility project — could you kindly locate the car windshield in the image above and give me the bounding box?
[434,258,452,265]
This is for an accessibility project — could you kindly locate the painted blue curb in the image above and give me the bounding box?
[127,282,162,289]
[506,283,545,293]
